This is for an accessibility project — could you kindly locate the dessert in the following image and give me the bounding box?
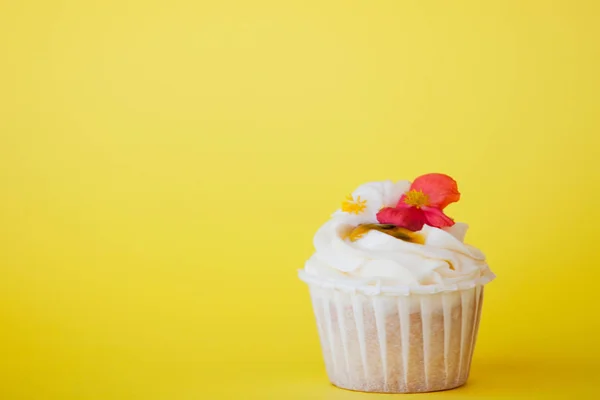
[299,174,495,393]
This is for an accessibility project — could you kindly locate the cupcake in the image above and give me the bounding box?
[299,174,494,393]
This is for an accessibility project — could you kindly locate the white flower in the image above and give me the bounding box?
[333,180,410,225]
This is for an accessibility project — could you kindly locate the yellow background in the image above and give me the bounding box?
[1,1,599,399]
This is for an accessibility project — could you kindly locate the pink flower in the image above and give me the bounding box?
[376,173,460,231]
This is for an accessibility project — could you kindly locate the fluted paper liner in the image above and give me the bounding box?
[302,278,488,393]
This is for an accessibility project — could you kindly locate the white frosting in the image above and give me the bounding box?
[303,180,494,293]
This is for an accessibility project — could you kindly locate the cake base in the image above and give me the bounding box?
[308,285,484,393]
[331,381,467,394]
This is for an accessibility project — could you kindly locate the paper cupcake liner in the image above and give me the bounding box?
[304,283,487,393]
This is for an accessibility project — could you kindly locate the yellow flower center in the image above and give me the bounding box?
[341,194,367,214]
[403,189,430,208]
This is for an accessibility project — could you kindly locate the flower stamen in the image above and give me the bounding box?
[403,189,430,209]
[341,194,367,214]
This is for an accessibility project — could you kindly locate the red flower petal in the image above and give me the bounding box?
[410,173,460,210]
[376,207,426,232]
[396,194,408,207]
[422,206,455,228]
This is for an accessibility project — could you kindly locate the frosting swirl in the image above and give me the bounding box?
[303,180,493,291]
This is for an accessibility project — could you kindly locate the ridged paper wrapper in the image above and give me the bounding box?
[299,270,494,393]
